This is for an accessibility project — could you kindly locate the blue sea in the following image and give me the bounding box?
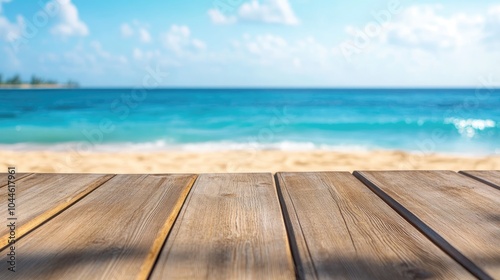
[0,89,498,155]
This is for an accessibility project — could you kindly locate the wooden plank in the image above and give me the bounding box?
[459,171,500,191]
[354,171,500,279]
[0,173,113,250]
[150,173,295,279]
[0,173,33,188]
[277,172,472,279]
[0,174,196,279]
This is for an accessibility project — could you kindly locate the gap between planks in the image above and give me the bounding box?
[145,173,200,279]
[276,172,473,279]
[353,171,497,280]
[0,174,116,251]
[459,171,500,191]
[0,173,34,188]
[1,171,497,279]
[0,174,197,280]
[149,173,296,279]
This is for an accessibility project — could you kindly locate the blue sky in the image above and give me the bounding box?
[0,0,499,87]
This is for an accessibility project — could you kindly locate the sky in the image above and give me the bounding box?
[0,0,499,87]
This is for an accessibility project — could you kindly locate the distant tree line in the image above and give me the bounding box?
[0,74,78,87]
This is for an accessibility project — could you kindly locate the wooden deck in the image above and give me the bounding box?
[0,171,498,279]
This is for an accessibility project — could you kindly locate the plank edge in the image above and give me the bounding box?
[275,172,317,280]
[458,171,500,191]
[352,171,493,280]
[0,173,34,188]
[0,174,116,251]
[140,174,198,280]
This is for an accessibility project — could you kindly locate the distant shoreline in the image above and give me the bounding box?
[0,84,78,89]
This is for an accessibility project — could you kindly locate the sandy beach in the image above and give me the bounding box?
[1,150,498,173]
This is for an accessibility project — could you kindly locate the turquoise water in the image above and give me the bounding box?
[0,88,499,155]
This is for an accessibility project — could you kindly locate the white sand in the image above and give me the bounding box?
[1,150,498,173]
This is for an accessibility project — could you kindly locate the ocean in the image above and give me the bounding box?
[0,88,498,155]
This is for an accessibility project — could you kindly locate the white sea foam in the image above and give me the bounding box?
[0,140,496,156]
[444,118,496,138]
[0,141,371,153]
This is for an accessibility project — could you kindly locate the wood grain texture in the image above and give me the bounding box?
[0,174,196,280]
[0,173,33,188]
[277,172,472,280]
[459,171,500,191]
[150,173,295,280]
[354,171,500,279]
[0,173,113,250]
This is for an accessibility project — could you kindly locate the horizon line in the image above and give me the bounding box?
[1,87,498,90]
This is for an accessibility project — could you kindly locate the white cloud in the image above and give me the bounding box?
[57,41,127,76]
[132,48,163,61]
[233,34,332,70]
[89,40,128,65]
[90,41,111,59]
[488,5,500,19]
[382,5,484,50]
[207,9,236,25]
[120,21,151,44]
[208,0,299,26]
[138,28,151,43]
[334,5,500,86]
[0,0,24,42]
[0,15,24,42]
[245,34,288,56]
[339,4,492,61]
[239,0,299,25]
[485,5,500,46]
[49,0,88,37]
[121,23,134,37]
[133,48,143,60]
[191,39,206,50]
[161,25,206,56]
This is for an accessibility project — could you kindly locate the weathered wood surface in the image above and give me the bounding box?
[460,170,500,190]
[0,173,33,188]
[0,171,497,279]
[276,172,472,279]
[0,173,113,250]
[150,173,295,279]
[0,174,196,280]
[354,171,500,279]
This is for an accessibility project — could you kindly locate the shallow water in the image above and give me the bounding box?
[0,88,499,155]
